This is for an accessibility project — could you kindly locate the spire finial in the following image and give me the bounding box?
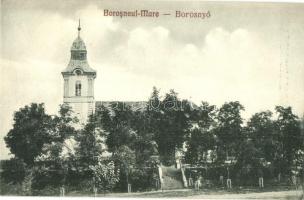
[78,19,81,37]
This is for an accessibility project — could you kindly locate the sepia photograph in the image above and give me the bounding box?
[0,0,304,199]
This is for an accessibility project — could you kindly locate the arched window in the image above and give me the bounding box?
[74,69,82,75]
[75,81,81,96]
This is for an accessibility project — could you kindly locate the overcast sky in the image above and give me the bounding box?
[1,0,304,159]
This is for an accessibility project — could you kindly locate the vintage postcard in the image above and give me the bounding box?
[0,0,304,199]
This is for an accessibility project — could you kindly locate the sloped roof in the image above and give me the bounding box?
[63,59,96,74]
[71,36,86,51]
[62,36,96,74]
[95,101,199,112]
[95,101,147,112]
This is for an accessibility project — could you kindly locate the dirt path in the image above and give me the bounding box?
[189,190,302,199]
[104,189,302,199]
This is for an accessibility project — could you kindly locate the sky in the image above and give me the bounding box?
[1,0,304,159]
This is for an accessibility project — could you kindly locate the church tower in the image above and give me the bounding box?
[62,20,96,125]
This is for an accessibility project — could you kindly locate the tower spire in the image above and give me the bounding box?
[78,19,81,37]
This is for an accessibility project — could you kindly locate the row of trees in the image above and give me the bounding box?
[185,102,304,185]
[2,87,304,194]
[98,87,304,184]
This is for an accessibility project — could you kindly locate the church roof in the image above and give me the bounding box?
[71,36,86,51]
[95,101,147,112]
[95,100,200,113]
[62,21,96,75]
[63,59,96,74]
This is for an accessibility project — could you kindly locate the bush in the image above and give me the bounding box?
[31,166,64,190]
[0,179,23,195]
[31,186,60,196]
[0,158,26,184]
[130,168,155,191]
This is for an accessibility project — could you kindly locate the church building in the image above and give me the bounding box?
[62,22,148,125]
[62,21,97,125]
[61,22,189,167]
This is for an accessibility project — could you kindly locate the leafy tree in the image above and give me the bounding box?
[185,102,217,164]
[75,114,106,167]
[37,104,78,160]
[52,103,79,140]
[246,111,276,163]
[65,113,109,190]
[185,128,215,165]
[1,158,26,184]
[274,106,302,176]
[130,89,160,165]
[90,160,119,193]
[133,134,158,166]
[98,103,138,152]
[4,103,52,165]
[196,101,217,129]
[106,124,137,153]
[235,139,262,185]
[3,104,79,191]
[215,101,245,163]
[31,104,78,189]
[154,90,192,165]
[96,104,112,132]
[112,145,136,192]
[234,111,277,184]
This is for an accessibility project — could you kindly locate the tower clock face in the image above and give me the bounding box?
[75,69,82,75]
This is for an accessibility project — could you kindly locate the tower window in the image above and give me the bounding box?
[75,81,81,96]
[71,51,86,60]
